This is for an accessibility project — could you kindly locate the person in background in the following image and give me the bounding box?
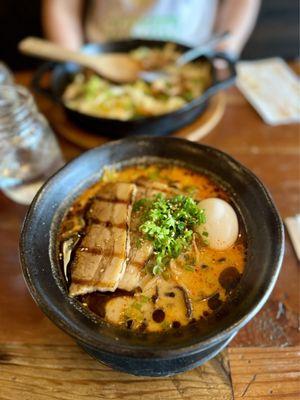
[42,0,261,59]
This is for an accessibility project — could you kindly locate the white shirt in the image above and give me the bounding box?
[86,0,218,46]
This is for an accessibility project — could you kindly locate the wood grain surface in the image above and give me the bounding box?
[230,347,300,399]
[1,344,299,399]
[0,344,232,400]
[0,68,299,399]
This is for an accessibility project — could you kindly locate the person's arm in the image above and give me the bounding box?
[214,0,261,57]
[42,0,84,50]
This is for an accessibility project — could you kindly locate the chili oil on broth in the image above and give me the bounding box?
[59,164,246,334]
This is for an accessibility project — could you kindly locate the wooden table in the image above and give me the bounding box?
[0,71,299,399]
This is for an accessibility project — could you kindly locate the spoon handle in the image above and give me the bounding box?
[19,37,94,66]
[176,31,230,66]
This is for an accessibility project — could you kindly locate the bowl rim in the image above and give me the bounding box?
[20,137,284,359]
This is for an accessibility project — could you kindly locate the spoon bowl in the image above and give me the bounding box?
[19,37,141,83]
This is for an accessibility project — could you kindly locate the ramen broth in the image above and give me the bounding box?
[60,164,246,333]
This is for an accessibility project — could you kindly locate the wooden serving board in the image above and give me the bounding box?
[44,93,225,149]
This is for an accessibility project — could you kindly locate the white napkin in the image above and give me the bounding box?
[237,58,300,125]
[285,215,300,261]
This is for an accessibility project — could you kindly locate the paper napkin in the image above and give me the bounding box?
[237,58,300,125]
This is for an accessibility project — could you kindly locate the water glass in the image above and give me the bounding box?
[0,62,14,85]
[0,85,64,205]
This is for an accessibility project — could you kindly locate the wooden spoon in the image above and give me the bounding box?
[19,37,141,83]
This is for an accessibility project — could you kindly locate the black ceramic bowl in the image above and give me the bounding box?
[32,39,235,137]
[20,137,284,376]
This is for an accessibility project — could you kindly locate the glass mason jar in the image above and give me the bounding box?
[0,85,64,205]
[0,62,14,85]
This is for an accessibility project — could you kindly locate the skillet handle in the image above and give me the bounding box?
[203,52,236,99]
[31,62,58,101]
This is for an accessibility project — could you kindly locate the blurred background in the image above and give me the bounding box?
[0,0,299,70]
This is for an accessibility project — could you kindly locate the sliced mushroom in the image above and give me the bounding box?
[175,285,193,319]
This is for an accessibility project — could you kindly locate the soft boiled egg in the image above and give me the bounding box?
[196,198,239,250]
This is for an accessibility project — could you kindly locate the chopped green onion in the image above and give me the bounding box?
[184,265,195,272]
[137,193,206,275]
[140,295,150,303]
[132,302,142,311]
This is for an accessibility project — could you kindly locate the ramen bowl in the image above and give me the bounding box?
[20,137,284,376]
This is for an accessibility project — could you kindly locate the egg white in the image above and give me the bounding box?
[196,198,239,250]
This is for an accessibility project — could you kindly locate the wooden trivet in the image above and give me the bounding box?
[45,93,226,149]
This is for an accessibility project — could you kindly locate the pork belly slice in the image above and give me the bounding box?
[95,182,135,202]
[118,238,153,291]
[134,178,176,195]
[117,180,181,292]
[134,178,181,205]
[88,200,129,227]
[117,206,152,292]
[69,182,136,297]
[117,181,172,292]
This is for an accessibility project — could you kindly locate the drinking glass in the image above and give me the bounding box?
[0,85,64,204]
[0,62,14,85]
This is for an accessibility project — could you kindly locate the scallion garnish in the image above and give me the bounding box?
[134,193,205,275]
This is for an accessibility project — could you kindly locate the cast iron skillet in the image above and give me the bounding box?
[20,137,284,376]
[32,39,236,137]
